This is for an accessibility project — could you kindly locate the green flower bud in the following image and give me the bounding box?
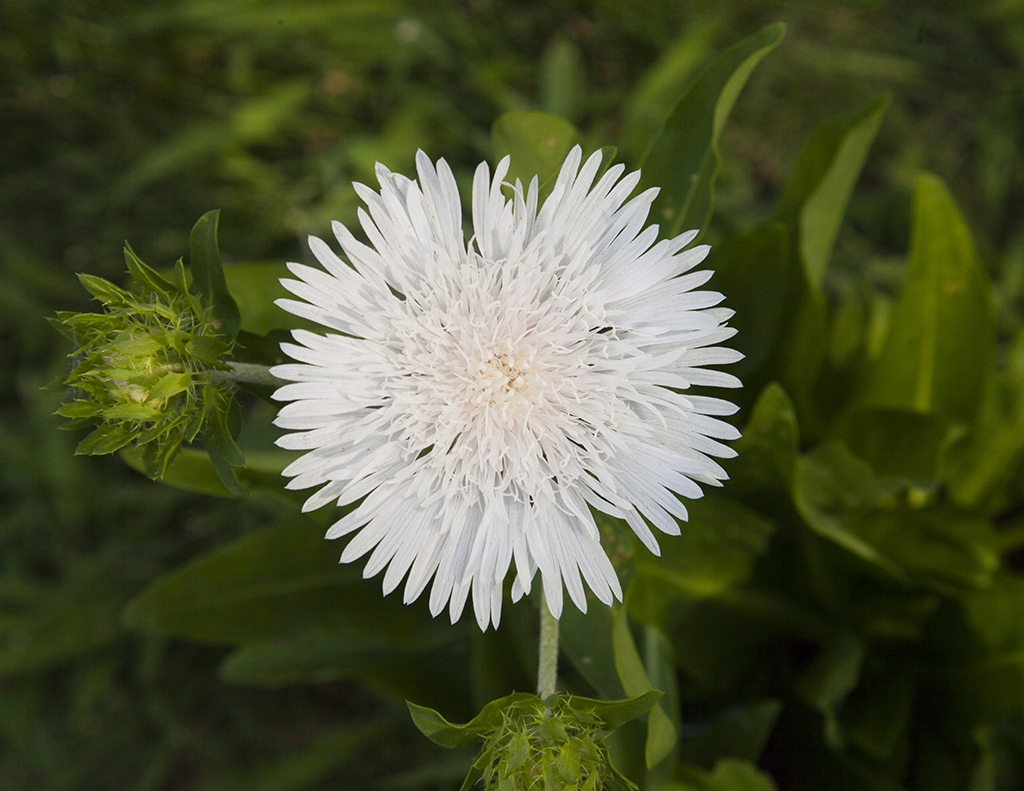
[473,696,636,791]
[53,243,237,481]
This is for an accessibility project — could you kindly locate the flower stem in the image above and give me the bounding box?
[537,597,560,699]
[211,361,284,387]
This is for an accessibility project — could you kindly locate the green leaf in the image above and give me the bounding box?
[75,423,136,456]
[121,522,455,648]
[200,394,246,496]
[946,330,1024,510]
[0,570,124,677]
[148,371,193,400]
[560,602,626,700]
[407,690,662,750]
[220,634,472,715]
[612,607,677,769]
[795,442,999,592]
[835,408,950,485]
[726,383,799,503]
[639,23,785,239]
[123,243,178,298]
[408,693,537,749]
[77,273,128,305]
[189,210,242,341]
[861,173,995,425]
[706,223,792,391]
[491,111,582,195]
[119,445,301,502]
[778,96,889,286]
[794,442,907,578]
[629,496,775,628]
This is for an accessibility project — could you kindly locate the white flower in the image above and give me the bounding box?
[271,146,742,631]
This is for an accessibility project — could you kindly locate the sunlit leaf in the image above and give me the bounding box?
[862,173,995,425]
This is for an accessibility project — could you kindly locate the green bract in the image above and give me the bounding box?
[409,691,662,791]
[52,211,244,489]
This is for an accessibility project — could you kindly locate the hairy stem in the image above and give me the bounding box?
[537,597,560,699]
[211,361,284,387]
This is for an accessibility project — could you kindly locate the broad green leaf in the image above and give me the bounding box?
[778,96,889,286]
[491,111,581,193]
[221,634,472,715]
[612,607,677,769]
[862,173,995,425]
[629,496,775,629]
[189,210,242,341]
[946,330,1024,510]
[639,23,785,239]
[794,442,908,578]
[408,694,531,749]
[408,690,661,748]
[940,574,1024,727]
[842,662,914,761]
[121,522,456,648]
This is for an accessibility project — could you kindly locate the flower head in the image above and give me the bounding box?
[272,146,742,630]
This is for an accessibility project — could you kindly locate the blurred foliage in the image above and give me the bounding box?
[4,1,1024,790]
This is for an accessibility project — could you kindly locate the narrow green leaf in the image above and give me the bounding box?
[201,395,246,495]
[189,210,242,341]
[862,173,995,424]
[148,371,192,400]
[491,111,582,194]
[640,23,785,238]
[560,601,626,700]
[190,212,241,342]
[611,607,677,768]
[75,423,136,456]
[794,442,906,578]
[123,243,177,297]
[778,96,889,286]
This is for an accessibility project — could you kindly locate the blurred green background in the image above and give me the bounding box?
[2,1,1023,789]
